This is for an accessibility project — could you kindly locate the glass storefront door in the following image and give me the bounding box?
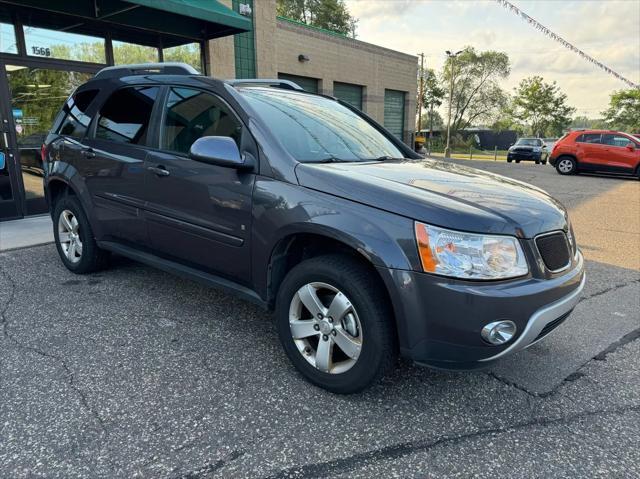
[0,63,93,219]
[0,62,21,220]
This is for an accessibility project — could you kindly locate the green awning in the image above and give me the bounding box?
[0,0,252,47]
[123,0,251,33]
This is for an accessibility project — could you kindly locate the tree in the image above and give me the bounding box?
[570,116,606,130]
[443,46,510,132]
[510,76,575,137]
[416,67,444,130]
[601,89,640,133]
[418,110,444,131]
[276,0,357,37]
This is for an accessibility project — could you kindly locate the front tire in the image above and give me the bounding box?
[275,255,396,394]
[53,195,109,274]
[555,156,577,175]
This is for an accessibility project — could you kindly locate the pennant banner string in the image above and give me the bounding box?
[495,0,639,89]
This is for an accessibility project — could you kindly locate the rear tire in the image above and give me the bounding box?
[515,159,521,164]
[53,195,109,274]
[275,254,396,394]
[555,156,577,175]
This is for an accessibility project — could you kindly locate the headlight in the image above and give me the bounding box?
[533,146,542,152]
[414,222,529,280]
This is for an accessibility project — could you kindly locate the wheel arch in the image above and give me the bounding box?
[265,229,393,312]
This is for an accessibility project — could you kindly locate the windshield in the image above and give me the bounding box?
[515,138,540,146]
[239,87,405,162]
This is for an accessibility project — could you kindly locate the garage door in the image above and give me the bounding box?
[277,73,319,93]
[384,89,405,140]
[333,82,363,110]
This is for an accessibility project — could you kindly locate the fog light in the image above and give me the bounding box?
[481,321,516,345]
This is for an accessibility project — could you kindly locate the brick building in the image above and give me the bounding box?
[209,0,417,145]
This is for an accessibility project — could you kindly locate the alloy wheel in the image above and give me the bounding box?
[58,209,83,263]
[288,282,363,374]
[558,159,573,173]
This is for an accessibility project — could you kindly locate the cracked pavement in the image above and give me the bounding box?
[1,161,639,478]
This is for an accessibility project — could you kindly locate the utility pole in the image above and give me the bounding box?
[417,53,425,134]
[444,50,462,159]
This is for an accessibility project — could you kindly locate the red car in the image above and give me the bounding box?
[549,130,640,177]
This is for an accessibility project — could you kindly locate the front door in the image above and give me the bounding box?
[601,133,640,171]
[0,62,23,220]
[144,86,254,284]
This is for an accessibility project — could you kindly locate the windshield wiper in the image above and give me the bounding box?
[371,155,405,161]
[313,157,357,163]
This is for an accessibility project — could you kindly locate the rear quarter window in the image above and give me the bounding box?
[56,89,99,139]
[94,86,160,145]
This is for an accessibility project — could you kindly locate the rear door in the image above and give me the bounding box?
[82,85,161,245]
[601,133,639,171]
[143,86,255,283]
[575,133,606,166]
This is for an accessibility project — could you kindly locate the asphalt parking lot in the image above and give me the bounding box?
[1,160,639,478]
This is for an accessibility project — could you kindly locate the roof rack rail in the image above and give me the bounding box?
[94,62,200,80]
[225,79,304,91]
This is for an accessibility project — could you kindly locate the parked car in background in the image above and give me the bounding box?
[549,130,640,177]
[42,63,585,393]
[543,138,558,152]
[507,138,548,164]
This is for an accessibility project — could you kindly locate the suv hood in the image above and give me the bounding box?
[295,159,567,238]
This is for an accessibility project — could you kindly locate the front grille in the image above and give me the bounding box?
[536,232,571,272]
[535,311,571,342]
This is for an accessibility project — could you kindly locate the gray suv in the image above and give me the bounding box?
[43,63,585,393]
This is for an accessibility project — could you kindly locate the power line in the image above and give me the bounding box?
[495,0,639,89]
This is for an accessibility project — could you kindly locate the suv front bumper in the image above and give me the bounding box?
[377,251,585,369]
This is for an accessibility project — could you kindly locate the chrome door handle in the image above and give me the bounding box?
[81,148,96,158]
[147,165,170,176]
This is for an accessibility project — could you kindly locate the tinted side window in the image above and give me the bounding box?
[57,89,99,139]
[161,87,241,154]
[602,134,634,147]
[576,133,601,144]
[96,86,159,144]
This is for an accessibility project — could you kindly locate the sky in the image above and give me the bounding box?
[345,0,640,119]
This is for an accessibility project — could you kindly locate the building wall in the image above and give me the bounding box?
[207,0,236,78]
[207,1,417,144]
[275,18,417,143]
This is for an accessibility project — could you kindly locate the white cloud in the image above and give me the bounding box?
[347,0,640,117]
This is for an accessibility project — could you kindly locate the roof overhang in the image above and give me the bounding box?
[0,0,251,47]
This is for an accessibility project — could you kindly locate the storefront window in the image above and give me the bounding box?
[0,22,18,54]
[113,40,158,64]
[163,43,201,72]
[23,26,105,63]
[6,66,93,215]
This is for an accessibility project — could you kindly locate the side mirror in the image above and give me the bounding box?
[189,136,252,170]
[626,142,635,151]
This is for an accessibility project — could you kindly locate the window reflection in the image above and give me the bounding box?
[0,22,18,54]
[163,43,201,72]
[23,25,105,62]
[113,40,158,64]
